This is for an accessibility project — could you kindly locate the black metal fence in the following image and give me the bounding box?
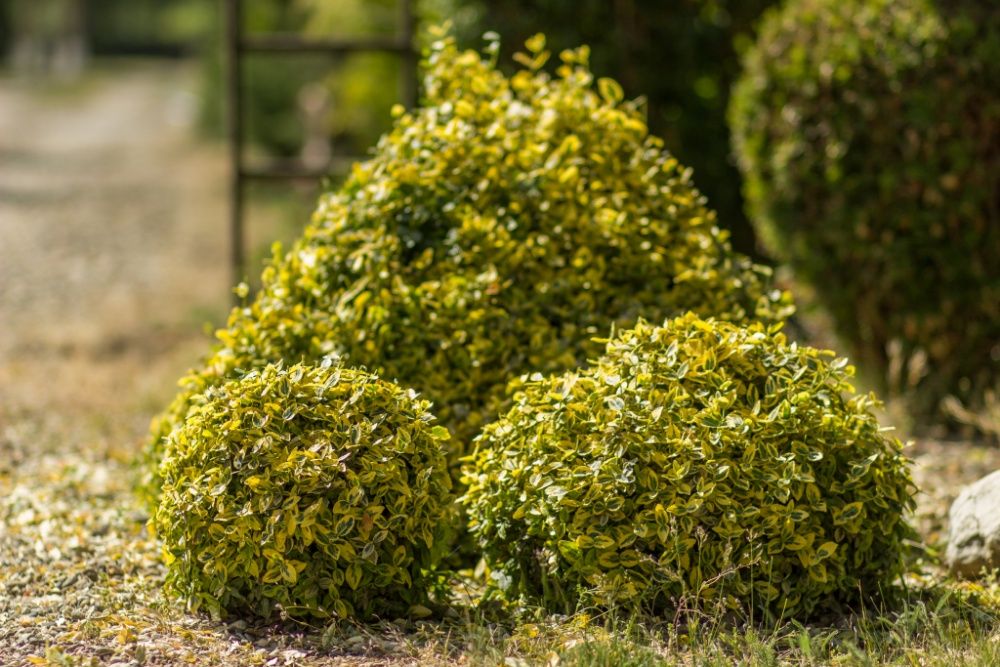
[224,0,418,294]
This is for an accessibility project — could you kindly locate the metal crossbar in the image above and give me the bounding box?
[224,0,418,296]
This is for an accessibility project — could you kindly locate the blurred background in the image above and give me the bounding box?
[0,0,995,446]
[0,0,782,431]
[1,0,775,287]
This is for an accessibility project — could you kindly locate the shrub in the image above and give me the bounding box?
[729,0,1000,421]
[462,314,917,619]
[143,30,792,500]
[458,0,779,255]
[152,361,453,621]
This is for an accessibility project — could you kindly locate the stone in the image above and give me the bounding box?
[946,469,1000,577]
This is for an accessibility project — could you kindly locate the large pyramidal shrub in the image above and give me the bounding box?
[145,31,792,497]
[463,314,917,619]
[730,0,1000,422]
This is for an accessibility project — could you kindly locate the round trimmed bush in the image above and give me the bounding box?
[143,31,792,500]
[462,314,916,618]
[730,0,1000,420]
[152,362,453,620]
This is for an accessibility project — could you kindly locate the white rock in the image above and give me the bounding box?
[946,469,1000,577]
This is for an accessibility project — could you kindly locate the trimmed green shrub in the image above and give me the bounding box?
[458,0,779,255]
[144,31,792,500]
[730,0,1000,420]
[462,314,916,618]
[152,362,453,620]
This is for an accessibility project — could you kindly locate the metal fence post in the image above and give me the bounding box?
[224,0,418,303]
[224,0,244,293]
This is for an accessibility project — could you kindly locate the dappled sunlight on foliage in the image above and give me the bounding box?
[144,28,792,502]
[464,314,916,619]
[154,362,453,621]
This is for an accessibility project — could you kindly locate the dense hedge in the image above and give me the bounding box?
[144,31,791,499]
[153,362,453,620]
[463,314,917,619]
[730,0,1000,420]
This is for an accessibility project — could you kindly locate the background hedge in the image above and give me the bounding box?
[730,0,1000,422]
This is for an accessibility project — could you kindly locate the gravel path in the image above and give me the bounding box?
[0,63,227,353]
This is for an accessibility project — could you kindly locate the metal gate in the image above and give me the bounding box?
[223,0,418,294]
